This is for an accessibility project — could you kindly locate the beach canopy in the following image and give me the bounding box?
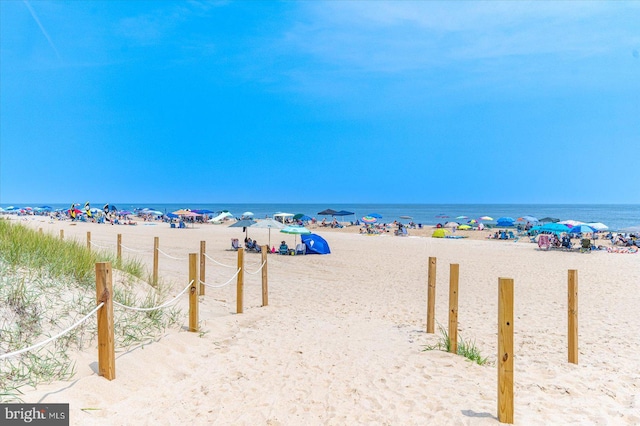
[317,209,337,216]
[301,233,331,255]
[458,224,472,230]
[333,210,354,216]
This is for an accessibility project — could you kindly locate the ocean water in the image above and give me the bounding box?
[3,203,639,231]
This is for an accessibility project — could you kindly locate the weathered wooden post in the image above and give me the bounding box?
[261,245,268,306]
[448,263,459,354]
[60,229,64,240]
[153,237,159,286]
[117,233,122,262]
[189,253,199,332]
[427,256,437,333]
[95,262,115,380]
[87,231,91,251]
[237,248,245,314]
[200,241,206,296]
[498,277,514,424]
[568,269,578,364]
[39,228,43,234]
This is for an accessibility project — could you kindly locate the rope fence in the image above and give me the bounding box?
[112,280,194,312]
[0,303,104,360]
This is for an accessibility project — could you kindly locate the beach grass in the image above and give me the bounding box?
[423,324,489,366]
[0,219,181,401]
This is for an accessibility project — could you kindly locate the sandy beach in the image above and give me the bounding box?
[6,216,640,425]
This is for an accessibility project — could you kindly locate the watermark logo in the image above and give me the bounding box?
[1,404,68,425]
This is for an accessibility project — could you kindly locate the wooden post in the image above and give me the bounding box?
[498,277,514,424]
[448,263,459,354]
[117,234,122,262]
[568,269,578,364]
[153,237,159,286]
[95,262,115,380]
[237,248,245,314]
[199,241,206,296]
[261,245,268,307]
[60,229,64,240]
[39,228,43,234]
[427,256,436,333]
[188,253,199,332]
[87,231,91,251]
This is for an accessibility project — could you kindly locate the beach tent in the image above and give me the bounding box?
[317,209,337,216]
[432,229,450,238]
[301,234,331,254]
[208,212,233,223]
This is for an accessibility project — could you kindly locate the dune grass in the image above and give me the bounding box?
[423,324,489,366]
[0,219,181,401]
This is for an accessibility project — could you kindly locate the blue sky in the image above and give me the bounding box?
[1,1,639,204]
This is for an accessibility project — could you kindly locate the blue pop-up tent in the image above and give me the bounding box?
[301,234,331,255]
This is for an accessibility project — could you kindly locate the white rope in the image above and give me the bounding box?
[200,268,241,289]
[120,244,148,253]
[90,241,111,249]
[113,281,194,312]
[0,303,104,360]
[245,260,266,275]
[203,252,236,268]
[156,248,186,260]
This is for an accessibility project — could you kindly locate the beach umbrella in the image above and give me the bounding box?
[455,215,468,219]
[540,223,570,234]
[539,217,560,223]
[229,219,257,239]
[361,216,377,224]
[241,211,254,218]
[458,224,472,230]
[251,218,285,247]
[467,219,477,224]
[568,224,597,234]
[368,213,383,219]
[280,225,312,246]
[444,221,459,228]
[586,222,608,231]
[478,216,493,221]
[559,220,585,227]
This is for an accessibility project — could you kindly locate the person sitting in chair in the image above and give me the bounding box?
[279,241,289,255]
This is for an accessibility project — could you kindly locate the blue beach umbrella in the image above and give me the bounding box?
[568,224,597,234]
[367,213,383,219]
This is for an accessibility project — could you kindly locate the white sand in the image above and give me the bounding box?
[8,216,640,425]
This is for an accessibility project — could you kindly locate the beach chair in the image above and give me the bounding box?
[279,243,289,255]
[295,243,306,255]
[231,238,241,251]
[580,238,592,253]
[538,234,551,250]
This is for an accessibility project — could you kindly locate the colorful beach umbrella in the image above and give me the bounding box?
[280,225,312,246]
[361,216,377,224]
[478,216,493,221]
